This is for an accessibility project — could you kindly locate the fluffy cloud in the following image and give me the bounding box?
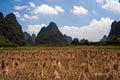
[60,17,113,41]
[71,6,88,15]
[33,4,64,15]
[102,0,120,14]
[19,18,26,21]
[29,2,35,8]
[13,12,21,18]
[23,14,38,20]
[14,2,35,11]
[14,6,29,10]
[13,12,38,21]
[26,24,47,35]
[13,12,26,21]
[55,5,64,12]
[14,2,39,21]
[14,2,64,15]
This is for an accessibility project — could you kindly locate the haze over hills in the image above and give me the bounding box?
[64,35,72,44]
[23,32,36,45]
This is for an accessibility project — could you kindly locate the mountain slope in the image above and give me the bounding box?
[35,22,67,45]
[23,32,33,45]
[108,21,120,39]
[32,34,36,44]
[23,32,36,45]
[0,12,25,46]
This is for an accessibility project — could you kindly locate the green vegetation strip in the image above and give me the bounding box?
[0,46,38,50]
[0,45,120,53]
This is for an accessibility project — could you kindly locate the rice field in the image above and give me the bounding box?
[0,47,120,80]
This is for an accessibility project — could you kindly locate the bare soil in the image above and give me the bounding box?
[0,47,120,80]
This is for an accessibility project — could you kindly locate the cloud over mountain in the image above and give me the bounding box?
[26,18,113,41]
[60,17,113,41]
[26,24,47,35]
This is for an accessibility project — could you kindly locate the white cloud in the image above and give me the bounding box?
[26,24,47,35]
[14,3,64,15]
[71,6,88,15]
[29,2,35,8]
[14,2,39,21]
[20,18,26,21]
[102,0,120,14]
[13,12,26,21]
[31,15,38,19]
[14,6,29,10]
[23,14,38,20]
[55,5,64,12]
[96,0,104,4]
[60,18,113,41]
[33,4,64,15]
[13,12,21,18]
[14,2,35,11]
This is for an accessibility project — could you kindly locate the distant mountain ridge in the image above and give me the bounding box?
[23,32,36,45]
[64,35,72,43]
[100,35,107,42]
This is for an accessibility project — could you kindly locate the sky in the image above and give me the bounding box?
[0,0,120,41]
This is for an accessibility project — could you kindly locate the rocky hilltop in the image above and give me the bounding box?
[108,21,120,39]
[35,22,67,45]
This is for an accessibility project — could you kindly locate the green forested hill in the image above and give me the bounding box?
[0,12,25,46]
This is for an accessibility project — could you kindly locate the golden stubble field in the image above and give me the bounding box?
[0,47,120,80]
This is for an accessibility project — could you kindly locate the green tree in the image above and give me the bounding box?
[71,38,79,45]
[80,39,89,45]
[18,40,27,46]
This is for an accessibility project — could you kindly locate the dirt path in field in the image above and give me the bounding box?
[0,47,120,80]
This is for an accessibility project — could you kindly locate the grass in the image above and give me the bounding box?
[0,45,120,51]
[96,45,120,53]
[0,46,37,50]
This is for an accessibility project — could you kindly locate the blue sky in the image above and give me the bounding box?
[0,0,120,41]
